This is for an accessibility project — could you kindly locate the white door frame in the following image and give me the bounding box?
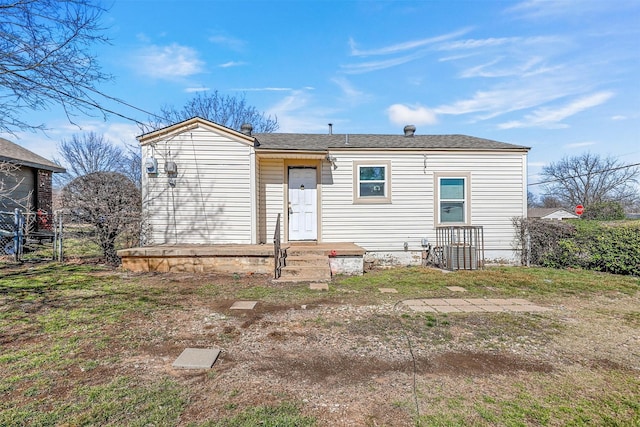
[287,166,318,241]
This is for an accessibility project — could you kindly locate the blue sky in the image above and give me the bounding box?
[5,0,640,193]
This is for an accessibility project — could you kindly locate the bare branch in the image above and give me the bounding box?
[0,0,111,134]
[143,91,279,134]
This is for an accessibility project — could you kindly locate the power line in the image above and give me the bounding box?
[528,162,640,187]
[6,68,160,127]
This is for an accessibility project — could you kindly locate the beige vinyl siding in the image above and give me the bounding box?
[142,126,253,245]
[257,158,285,243]
[320,151,526,256]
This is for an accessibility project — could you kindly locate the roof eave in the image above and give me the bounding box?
[0,156,66,173]
[137,116,256,146]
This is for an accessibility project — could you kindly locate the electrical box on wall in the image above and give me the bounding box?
[165,161,178,176]
[144,157,158,174]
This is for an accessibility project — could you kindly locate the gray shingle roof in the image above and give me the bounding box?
[0,137,66,172]
[253,133,530,151]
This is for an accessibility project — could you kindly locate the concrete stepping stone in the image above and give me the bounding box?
[379,288,398,293]
[446,286,467,292]
[173,348,220,369]
[433,305,462,313]
[310,283,329,291]
[230,300,257,310]
[403,298,549,314]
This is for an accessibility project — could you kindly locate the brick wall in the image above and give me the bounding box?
[37,169,53,213]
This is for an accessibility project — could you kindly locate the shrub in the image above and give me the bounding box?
[513,218,640,276]
[582,201,626,220]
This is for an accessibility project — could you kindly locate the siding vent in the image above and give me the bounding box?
[404,125,416,137]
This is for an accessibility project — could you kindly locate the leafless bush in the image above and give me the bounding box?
[60,172,141,264]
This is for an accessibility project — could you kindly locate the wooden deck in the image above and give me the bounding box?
[118,242,365,275]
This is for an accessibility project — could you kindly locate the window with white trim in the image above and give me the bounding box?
[353,161,391,203]
[437,176,468,223]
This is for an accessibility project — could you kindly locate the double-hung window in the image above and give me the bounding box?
[353,161,391,203]
[437,175,469,224]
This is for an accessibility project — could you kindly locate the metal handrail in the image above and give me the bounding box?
[273,213,286,279]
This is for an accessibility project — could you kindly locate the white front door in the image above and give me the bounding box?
[288,167,317,241]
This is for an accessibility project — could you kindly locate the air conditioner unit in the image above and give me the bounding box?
[445,245,478,270]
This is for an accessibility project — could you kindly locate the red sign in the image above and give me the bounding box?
[575,205,584,216]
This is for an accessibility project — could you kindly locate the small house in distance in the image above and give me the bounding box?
[528,208,579,220]
[0,137,65,217]
[122,117,530,275]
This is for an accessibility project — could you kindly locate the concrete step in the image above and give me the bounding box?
[278,265,331,282]
[285,254,328,267]
[286,248,328,257]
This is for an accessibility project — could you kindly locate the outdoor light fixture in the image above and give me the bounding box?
[325,154,336,163]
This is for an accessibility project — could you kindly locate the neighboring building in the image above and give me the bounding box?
[0,137,66,217]
[528,208,579,220]
[137,117,530,264]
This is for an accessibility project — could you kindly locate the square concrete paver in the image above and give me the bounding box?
[402,299,426,307]
[379,288,398,293]
[433,305,462,313]
[173,348,220,369]
[464,298,490,305]
[230,300,258,310]
[455,305,487,312]
[446,286,467,292]
[444,298,472,305]
[421,299,450,306]
[522,305,551,312]
[409,305,438,313]
[310,283,329,291]
[504,298,535,305]
[475,305,505,312]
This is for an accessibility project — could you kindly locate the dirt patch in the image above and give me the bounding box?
[254,351,552,385]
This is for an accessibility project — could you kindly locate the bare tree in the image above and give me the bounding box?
[54,132,140,187]
[60,172,141,264]
[0,161,31,210]
[0,0,110,134]
[540,195,563,208]
[540,153,640,209]
[145,91,278,133]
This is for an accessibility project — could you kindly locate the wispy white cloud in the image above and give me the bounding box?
[219,61,247,68]
[136,43,204,79]
[331,77,372,105]
[349,28,471,56]
[208,34,246,51]
[266,89,341,133]
[341,28,472,74]
[387,104,438,126]
[505,0,626,20]
[564,141,596,149]
[611,115,628,121]
[434,84,567,119]
[459,56,549,78]
[341,51,427,74]
[498,91,614,129]
[185,87,210,93]
[231,87,293,92]
[438,37,515,51]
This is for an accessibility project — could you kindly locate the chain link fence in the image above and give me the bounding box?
[0,209,62,263]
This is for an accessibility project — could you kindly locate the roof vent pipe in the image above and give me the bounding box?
[404,125,416,137]
[328,123,333,135]
[240,123,253,136]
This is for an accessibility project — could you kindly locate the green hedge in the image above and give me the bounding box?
[514,219,640,276]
